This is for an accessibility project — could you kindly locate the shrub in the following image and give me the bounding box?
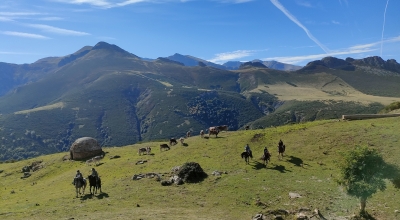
[177,162,207,183]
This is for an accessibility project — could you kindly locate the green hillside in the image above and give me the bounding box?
[1,117,399,219]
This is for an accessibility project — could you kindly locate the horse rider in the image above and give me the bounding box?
[244,144,252,158]
[73,170,84,185]
[263,147,270,160]
[91,168,99,181]
[278,139,283,147]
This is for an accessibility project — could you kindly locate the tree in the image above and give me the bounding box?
[337,146,399,214]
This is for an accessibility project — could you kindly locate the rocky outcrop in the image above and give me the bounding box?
[239,61,268,69]
[69,137,102,160]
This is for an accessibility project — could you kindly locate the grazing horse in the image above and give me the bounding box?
[200,130,205,138]
[179,137,185,146]
[74,177,86,197]
[160,144,170,151]
[208,127,219,138]
[186,131,191,138]
[138,147,151,155]
[245,125,250,130]
[170,138,178,146]
[92,155,103,166]
[278,144,285,160]
[88,175,102,195]
[241,151,253,165]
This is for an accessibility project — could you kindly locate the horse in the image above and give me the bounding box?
[241,151,253,165]
[74,177,87,197]
[186,131,191,138]
[138,147,151,155]
[261,152,271,166]
[170,138,177,146]
[160,144,170,151]
[88,175,102,195]
[200,130,205,138]
[179,137,185,146]
[92,155,103,166]
[278,144,285,160]
[208,127,219,138]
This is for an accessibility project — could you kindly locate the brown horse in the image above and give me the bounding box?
[88,175,102,195]
[261,152,271,166]
[160,144,170,151]
[170,138,177,146]
[278,144,285,160]
[241,151,253,165]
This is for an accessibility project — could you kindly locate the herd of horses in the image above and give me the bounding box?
[73,125,284,197]
[74,175,102,198]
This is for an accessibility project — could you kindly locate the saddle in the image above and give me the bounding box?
[73,177,84,185]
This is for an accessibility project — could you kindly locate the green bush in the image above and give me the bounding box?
[177,162,207,183]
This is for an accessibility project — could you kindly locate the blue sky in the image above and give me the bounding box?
[1,0,400,66]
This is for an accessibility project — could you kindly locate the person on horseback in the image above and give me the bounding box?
[244,144,252,158]
[91,168,99,182]
[73,170,84,185]
[278,139,283,147]
[263,147,271,160]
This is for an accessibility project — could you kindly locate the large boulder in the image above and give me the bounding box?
[69,137,102,160]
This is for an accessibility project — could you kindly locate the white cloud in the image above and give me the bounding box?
[39,17,64,21]
[295,0,313,8]
[28,24,90,36]
[208,50,256,63]
[332,20,340,25]
[1,31,50,39]
[264,36,400,64]
[270,0,330,53]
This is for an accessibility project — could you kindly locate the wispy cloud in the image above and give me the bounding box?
[264,36,400,64]
[332,20,340,25]
[1,31,50,39]
[270,0,330,54]
[381,0,390,56]
[53,0,148,8]
[38,17,64,21]
[295,0,313,8]
[214,0,254,3]
[208,50,258,63]
[28,24,90,36]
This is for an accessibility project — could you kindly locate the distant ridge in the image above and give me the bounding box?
[222,60,302,71]
[165,53,227,69]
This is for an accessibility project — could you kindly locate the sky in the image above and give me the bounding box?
[1,0,400,66]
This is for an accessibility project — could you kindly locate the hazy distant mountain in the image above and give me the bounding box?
[222,60,302,71]
[0,42,399,161]
[165,53,227,69]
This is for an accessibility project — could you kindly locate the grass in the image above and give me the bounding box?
[1,117,400,219]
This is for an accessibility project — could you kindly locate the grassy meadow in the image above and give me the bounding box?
[1,117,400,219]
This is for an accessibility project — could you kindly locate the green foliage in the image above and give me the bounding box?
[337,146,387,200]
[380,101,400,113]
[176,162,207,183]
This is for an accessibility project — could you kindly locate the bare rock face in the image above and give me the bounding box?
[69,137,102,160]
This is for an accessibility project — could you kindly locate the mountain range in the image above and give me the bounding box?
[0,41,400,161]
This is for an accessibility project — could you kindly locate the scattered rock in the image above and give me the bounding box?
[252,213,266,220]
[21,172,31,179]
[135,160,147,165]
[289,192,302,199]
[136,204,140,207]
[0,170,3,173]
[11,190,15,194]
[161,180,172,186]
[211,170,222,176]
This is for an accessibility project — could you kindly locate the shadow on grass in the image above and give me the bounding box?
[267,164,291,173]
[287,156,303,166]
[182,143,188,147]
[251,161,267,170]
[351,211,377,220]
[96,192,109,199]
[80,194,92,200]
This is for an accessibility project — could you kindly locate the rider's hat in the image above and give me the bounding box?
[92,168,95,171]
[77,170,80,172]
